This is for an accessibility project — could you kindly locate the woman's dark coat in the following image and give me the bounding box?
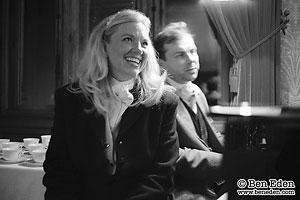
[43,84,179,200]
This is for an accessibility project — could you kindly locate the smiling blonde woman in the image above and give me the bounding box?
[43,9,179,200]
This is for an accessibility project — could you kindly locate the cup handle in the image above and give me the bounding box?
[18,150,23,158]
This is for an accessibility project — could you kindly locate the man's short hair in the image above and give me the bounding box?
[154,21,194,60]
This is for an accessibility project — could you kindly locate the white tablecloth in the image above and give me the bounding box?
[0,161,45,200]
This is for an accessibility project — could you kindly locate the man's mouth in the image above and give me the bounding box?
[186,67,198,72]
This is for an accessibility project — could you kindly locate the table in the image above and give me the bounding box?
[0,159,45,200]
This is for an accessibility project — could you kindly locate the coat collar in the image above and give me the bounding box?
[165,79,206,114]
[177,99,211,150]
[87,86,145,141]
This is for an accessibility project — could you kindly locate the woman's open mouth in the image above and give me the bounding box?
[125,57,141,68]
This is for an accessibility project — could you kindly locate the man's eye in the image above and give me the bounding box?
[175,53,184,57]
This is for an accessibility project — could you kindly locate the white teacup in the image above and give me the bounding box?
[23,138,40,149]
[2,142,21,149]
[41,135,51,147]
[27,143,45,154]
[0,139,10,150]
[31,148,47,163]
[2,147,22,161]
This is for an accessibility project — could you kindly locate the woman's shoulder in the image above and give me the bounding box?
[161,85,179,105]
[55,82,79,93]
[54,82,83,99]
[54,82,92,108]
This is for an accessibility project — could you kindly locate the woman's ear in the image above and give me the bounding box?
[102,42,108,58]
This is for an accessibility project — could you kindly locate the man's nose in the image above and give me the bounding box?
[186,52,195,62]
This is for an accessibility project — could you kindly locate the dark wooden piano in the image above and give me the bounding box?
[210,105,300,199]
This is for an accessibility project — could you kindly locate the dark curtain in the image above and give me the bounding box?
[202,0,281,106]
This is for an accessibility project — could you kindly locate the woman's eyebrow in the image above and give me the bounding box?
[121,33,135,37]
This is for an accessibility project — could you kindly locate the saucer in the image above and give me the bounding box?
[0,157,28,164]
[22,159,43,167]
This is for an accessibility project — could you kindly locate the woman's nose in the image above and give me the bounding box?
[132,42,143,54]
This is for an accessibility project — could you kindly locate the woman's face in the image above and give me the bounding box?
[106,22,150,81]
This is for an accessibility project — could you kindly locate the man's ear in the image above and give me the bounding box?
[158,58,165,69]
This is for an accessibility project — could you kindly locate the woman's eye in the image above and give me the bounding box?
[123,37,132,42]
[141,41,148,47]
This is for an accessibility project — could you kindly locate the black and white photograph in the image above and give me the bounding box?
[0,0,299,199]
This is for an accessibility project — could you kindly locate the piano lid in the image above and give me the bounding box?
[210,102,300,122]
[210,104,282,117]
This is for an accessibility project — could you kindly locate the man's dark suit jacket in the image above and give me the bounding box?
[173,82,225,198]
[43,83,179,200]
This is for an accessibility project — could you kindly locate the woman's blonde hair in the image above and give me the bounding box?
[72,9,170,114]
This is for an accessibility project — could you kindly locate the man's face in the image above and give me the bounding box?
[160,35,200,84]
